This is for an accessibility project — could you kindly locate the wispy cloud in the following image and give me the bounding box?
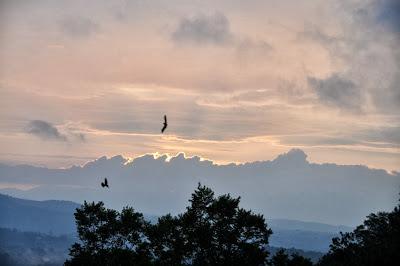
[25,120,87,142]
[308,74,364,112]
[26,120,67,141]
[59,17,99,38]
[172,12,233,45]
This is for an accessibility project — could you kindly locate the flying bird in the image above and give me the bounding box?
[161,115,168,133]
[101,178,109,188]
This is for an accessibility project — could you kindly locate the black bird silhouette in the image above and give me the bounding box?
[161,115,168,133]
[101,178,109,188]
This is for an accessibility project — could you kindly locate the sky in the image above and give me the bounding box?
[0,0,399,171]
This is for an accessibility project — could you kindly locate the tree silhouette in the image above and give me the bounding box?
[318,197,400,266]
[65,202,152,266]
[65,186,400,265]
[66,184,274,265]
[151,184,273,265]
[0,251,15,266]
[269,249,313,266]
[147,214,185,265]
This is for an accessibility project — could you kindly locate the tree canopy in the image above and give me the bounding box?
[65,201,151,266]
[318,198,400,266]
[269,249,313,266]
[66,184,273,266]
[66,184,400,265]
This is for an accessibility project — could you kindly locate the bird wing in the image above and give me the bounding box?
[164,115,167,124]
[105,178,108,185]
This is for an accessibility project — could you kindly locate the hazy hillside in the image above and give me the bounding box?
[0,194,79,235]
[0,228,325,266]
[267,218,351,233]
[1,149,398,226]
[269,230,336,252]
[0,228,75,266]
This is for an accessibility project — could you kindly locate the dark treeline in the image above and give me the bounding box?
[65,184,400,266]
[318,196,400,266]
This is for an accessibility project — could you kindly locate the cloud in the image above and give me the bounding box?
[172,12,234,45]
[59,17,99,38]
[300,23,342,47]
[308,74,364,112]
[375,0,400,32]
[281,135,359,147]
[234,38,273,63]
[77,133,86,142]
[301,0,399,114]
[361,126,400,147]
[0,149,399,226]
[26,120,67,141]
[25,120,87,142]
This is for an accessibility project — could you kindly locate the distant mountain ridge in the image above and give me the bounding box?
[0,149,399,226]
[0,193,79,235]
[267,218,351,233]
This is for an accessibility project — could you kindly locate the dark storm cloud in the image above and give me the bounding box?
[308,74,364,112]
[26,120,67,141]
[59,17,99,38]
[172,13,234,45]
